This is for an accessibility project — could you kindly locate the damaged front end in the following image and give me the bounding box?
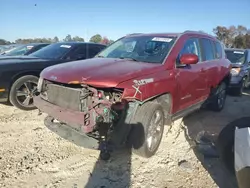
[34,78,138,158]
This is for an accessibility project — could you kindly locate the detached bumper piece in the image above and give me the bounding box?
[44,116,99,150]
[235,127,250,188]
[34,95,114,160]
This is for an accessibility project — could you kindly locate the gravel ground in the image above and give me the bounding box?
[1,91,250,188]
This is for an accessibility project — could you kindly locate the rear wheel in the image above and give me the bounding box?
[208,82,227,111]
[128,102,165,158]
[9,75,38,111]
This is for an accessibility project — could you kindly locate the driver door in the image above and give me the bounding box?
[175,37,208,112]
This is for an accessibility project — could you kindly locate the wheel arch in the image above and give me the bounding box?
[210,73,231,94]
[222,73,231,88]
[139,92,173,119]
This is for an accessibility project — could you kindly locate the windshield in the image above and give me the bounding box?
[30,43,72,59]
[5,44,34,56]
[225,50,246,64]
[97,35,176,63]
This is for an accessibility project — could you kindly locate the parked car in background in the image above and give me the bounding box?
[225,48,250,95]
[0,44,20,55]
[34,31,231,160]
[0,42,106,110]
[1,43,50,56]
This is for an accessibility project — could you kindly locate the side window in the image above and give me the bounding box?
[200,38,215,61]
[177,38,201,63]
[67,45,87,60]
[214,41,223,59]
[88,45,104,58]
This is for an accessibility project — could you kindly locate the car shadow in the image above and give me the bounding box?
[181,92,250,188]
[76,102,144,188]
[82,148,133,188]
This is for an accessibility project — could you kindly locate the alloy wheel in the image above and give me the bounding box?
[15,81,37,108]
[146,110,164,152]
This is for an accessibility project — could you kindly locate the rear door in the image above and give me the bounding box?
[200,38,221,89]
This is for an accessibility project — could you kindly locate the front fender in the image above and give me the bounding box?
[116,70,176,102]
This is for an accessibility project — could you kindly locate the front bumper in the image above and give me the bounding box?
[33,95,96,133]
[229,76,243,88]
[0,89,8,102]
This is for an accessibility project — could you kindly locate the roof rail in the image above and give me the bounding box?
[183,30,207,34]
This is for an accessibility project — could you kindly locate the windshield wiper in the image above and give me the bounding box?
[119,57,138,61]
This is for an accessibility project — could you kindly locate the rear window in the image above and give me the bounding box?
[200,38,215,61]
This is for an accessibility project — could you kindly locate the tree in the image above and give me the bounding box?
[213,26,232,47]
[213,25,250,48]
[0,39,9,45]
[108,40,115,45]
[237,25,247,35]
[52,36,59,43]
[72,36,85,42]
[234,35,245,48]
[89,34,102,43]
[14,38,52,44]
[64,34,72,42]
[101,37,110,45]
[245,34,250,49]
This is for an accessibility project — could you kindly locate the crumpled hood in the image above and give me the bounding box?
[41,58,164,87]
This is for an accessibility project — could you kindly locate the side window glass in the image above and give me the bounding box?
[201,38,215,61]
[214,41,223,59]
[177,38,201,64]
[67,45,87,60]
[89,46,103,58]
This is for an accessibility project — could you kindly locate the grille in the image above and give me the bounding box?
[46,84,84,111]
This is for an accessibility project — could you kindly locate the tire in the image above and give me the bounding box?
[208,82,227,111]
[216,117,250,174]
[128,102,165,158]
[9,75,39,111]
[243,76,249,89]
[234,78,246,96]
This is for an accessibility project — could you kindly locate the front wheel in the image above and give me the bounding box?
[128,102,165,158]
[9,75,39,111]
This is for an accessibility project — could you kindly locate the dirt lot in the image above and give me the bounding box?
[1,92,250,188]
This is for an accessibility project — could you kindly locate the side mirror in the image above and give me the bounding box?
[180,54,199,65]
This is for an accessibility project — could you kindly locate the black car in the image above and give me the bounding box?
[1,43,50,56]
[0,42,106,110]
[225,48,250,95]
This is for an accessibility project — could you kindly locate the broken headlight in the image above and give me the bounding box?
[37,77,44,92]
[230,68,241,76]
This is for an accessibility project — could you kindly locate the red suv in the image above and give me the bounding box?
[34,31,231,160]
